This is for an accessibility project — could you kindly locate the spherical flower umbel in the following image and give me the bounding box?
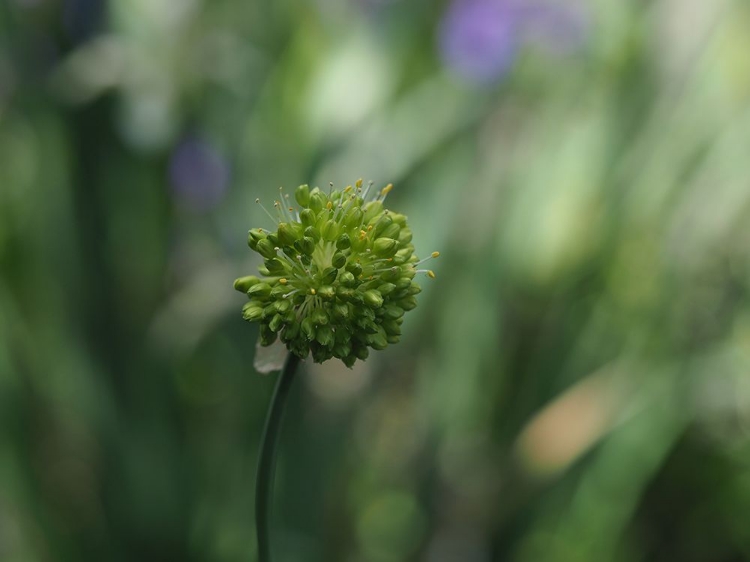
[234,180,438,367]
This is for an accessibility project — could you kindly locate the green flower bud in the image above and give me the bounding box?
[300,208,315,227]
[399,296,418,311]
[393,248,413,265]
[363,200,383,223]
[380,223,401,240]
[363,290,384,308]
[373,238,399,258]
[336,234,351,250]
[395,277,412,290]
[332,252,347,269]
[301,317,315,340]
[336,286,355,301]
[264,258,286,274]
[332,302,349,319]
[234,275,261,293]
[295,237,315,256]
[333,341,352,359]
[309,192,325,213]
[248,228,267,249]
[271,284,288,298]
[346,261,363,277]
[262,304,277,319]
[321,267,338,285]
[277,223,299,247]
[356,305,375,321]
[339,271,356,287]
[382,267,401,282]
[242,302,264,321]
[318,285,336,299]
[367,330,388,350]
[389,212,407,226]
[382,320,402,336]
[316,324,334,346]
[356,317,379,334]
[256,239,277,259]
[304,226,320,242]
[295,184,310,207]
[377,283,396,296]
[350,233,367,253]
[321,220,339,241]
[372,213,393,238]
[260,324,277,346]
[247,283,272,298]
[344,207,363,229]
[384,305,404,319]
[353,345,369,360]
[281,322,299,342]
[269,313,284,332]
[311,308,329,325]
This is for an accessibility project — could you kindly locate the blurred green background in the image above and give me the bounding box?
[2,0,750,560]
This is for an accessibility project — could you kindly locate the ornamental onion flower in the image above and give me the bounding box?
[234,180,438,367]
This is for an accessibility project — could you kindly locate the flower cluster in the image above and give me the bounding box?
[234,180,437,367]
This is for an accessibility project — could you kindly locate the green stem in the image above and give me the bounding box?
[255,352,301,562]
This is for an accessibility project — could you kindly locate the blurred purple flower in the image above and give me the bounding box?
[439,0,588,84]
[168,136,230,211]
[439,0,520,83]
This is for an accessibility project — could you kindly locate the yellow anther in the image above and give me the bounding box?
[289,207,294,212]
[427,270,436,279]
[279,278,288,285]
[326,201,333,210]
[381,183,393,196]
[355,178,363,188]
[344,185,352,193]
[310,288,317,295]
[367,225,373,231]
[431,251,440,258]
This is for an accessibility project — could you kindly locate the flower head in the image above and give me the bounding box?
[235,180,438,367]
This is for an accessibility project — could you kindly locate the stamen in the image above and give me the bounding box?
[362,180,374,201]
[415,252,440,266]
[256,198,279,224]
[379,183,393,201]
